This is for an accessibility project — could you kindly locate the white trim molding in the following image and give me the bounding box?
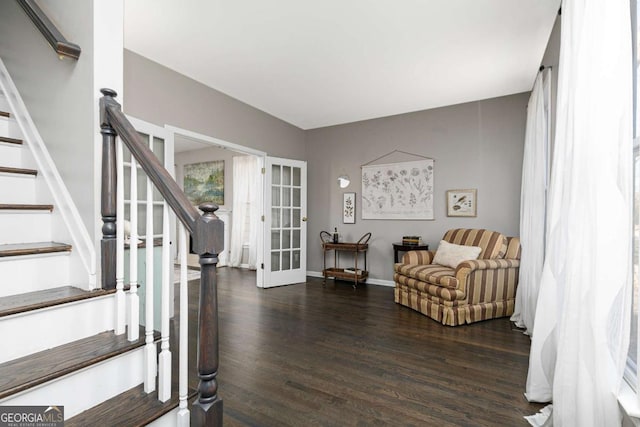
[306,271,394,287]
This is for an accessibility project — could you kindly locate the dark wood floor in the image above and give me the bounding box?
[181,268,543,427]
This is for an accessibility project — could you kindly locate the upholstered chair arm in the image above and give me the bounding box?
[400,250,435,265]
[457,259,520,272]
[454,259,520,303]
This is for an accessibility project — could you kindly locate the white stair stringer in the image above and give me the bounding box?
[0,346,145,420]
[0,293,116,364]
[0,253,71,298]
[0,211,52,245]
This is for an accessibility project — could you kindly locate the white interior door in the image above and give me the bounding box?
[262,156,307,288]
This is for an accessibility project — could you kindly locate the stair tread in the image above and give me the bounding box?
[66,383,197,427]
[0,166,37,176]
[0,136,22,145]
[0,326,147,400]
[0,111,9,118]
[0,242,71,257]
[0,203,53,211]
[0,286,111,318]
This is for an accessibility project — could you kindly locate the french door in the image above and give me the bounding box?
[261,157,307,288]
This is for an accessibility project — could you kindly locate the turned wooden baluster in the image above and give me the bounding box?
[191,202,224,426]
[99,88,117,289]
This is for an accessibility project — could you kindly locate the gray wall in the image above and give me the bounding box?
[305,93,529,282]
[124,50,306,159]
[0,0,96,232]
[124,46,529,285]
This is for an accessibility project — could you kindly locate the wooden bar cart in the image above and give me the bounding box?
[320,232,371,288]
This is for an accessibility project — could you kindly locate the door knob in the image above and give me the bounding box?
[302,216,308,222]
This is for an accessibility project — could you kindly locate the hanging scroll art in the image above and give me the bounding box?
[361,159,434,220]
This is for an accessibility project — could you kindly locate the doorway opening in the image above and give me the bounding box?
[166,125,266,287]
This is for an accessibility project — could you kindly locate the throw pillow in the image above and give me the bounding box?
[432,240,482,268]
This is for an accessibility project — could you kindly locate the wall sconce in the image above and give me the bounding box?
[337,174,350,188]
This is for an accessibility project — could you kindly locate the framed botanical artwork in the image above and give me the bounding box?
[343,192,356,224]
[446,189,477,217]
[361,159,434,220]
[184,160,225,205]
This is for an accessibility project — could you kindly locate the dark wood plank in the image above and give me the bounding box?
[0,286,112,318]
[27,268,538,425]
[0,136,23,145]
[0,111,9,118]
[0,242,71,257]
[0,166,37,176]
[0,327,146,399]
[192,268,545,426]
[37,266,540,425]
[0,204,53,211]
[66,385,197,427]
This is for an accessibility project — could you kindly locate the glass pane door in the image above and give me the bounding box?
[263,157,307,287]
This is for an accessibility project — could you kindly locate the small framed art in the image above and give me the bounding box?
[343,192,356,224]
[446,189,477,217]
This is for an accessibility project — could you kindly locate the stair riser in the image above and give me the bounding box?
[0,94,9,112]
[0,294,116,364]
[0,116,21,140]
[0,143,23,168]
[0,347,145,420]
[147,407,180,427]
[0,254,70,298]
[0,212,52,244]
[0,174,36,204]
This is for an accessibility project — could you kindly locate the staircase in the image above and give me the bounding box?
[0,84,182,424]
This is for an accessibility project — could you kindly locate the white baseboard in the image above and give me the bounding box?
[306,271,394,287]
[366,278,395,287]
[306,270,323,278]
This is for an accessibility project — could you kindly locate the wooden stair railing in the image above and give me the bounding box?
[99,89,223,426]
[16,0,81,60]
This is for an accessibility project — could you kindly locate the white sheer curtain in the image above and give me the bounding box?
[229,155,260,269]
[525,0,633,425]
[511,69,551,335]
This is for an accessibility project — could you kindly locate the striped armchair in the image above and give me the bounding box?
[393,228,520,326]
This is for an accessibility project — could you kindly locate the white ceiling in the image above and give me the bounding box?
[124,0,559,130]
